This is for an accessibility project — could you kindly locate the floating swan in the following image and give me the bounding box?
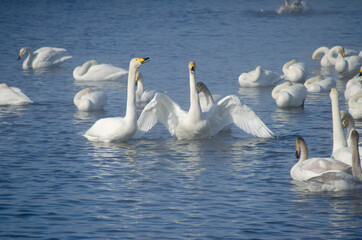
[0,83,33,106]
[282,59,306,83]
[328,46,362,78]
[18,47,72,70]
[134,61,274,140]
[271,81,307,108]
[344,67,362,100]
[348,93,362,120]
[304,75,335,93]
[276,0,307,14]
[135,72,157,108]
[341,111,362,155]
[73,88,107,112]
[312,47,334,68]
[238,66,282,87]
[291,137,351,181]
[84,57,149,142]
[73,60,128,81]
[305,130,362,192]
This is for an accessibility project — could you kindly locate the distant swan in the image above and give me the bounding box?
[291,137,351,181]
[348,93,362,120]
[344,67,362,100]
[271,81,307,108]
[135,72,157,107]
[282,59,306,83]
[238,66,282,87]
[305,130,362,192]
[341,111,362,154]
[18,47,72,70]
[328,46,362,78]
[134,61,274,140]
[84,57,149,142]
[73,60,128,81]
[312,47,334,68]
[277,0,307,14]
[304,75,335,93]
[0,83,33,106]
[73,88,107,112]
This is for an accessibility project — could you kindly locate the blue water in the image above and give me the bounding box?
[1,0,362,239]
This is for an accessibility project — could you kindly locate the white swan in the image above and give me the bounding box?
[73,88,107,112]
[282,59,306,83]
[73,60,128,81]
[84,57,149,142]
[238,66,283,87]
[305,130,362,192]
[18,47,72,70]
[341,111,362,155]
[135,72,157,107]
[134,61,274,140]
[344,67,362,100]
[312,47,334,68]
[277,0,307,14]
[271,81,307,108]
[348,93,362,120]
[196,82,215,112]
[328,46,362,78]
[291,137,351,181]
[0,83,33,106]
[304,75,335,93]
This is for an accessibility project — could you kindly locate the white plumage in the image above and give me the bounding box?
[73,60,128,81]
[0,83,33,106]
[73,88,107,112]
[282,59,307,83]
[238,66,282,87]
[272,81,307,108]
[304,75,335,93]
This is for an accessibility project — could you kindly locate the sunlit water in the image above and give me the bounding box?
[1,0,362,239]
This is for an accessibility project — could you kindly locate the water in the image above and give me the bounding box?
[1,0,362,239]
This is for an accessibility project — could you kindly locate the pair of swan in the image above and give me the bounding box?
[328,46,362,78]
[73,60,128,81]
[276,0,307,14]
[271,81,307,108]
[282,59,306,83]
[0,83,33,106]
[304,75,335,93]
[18,47,72,70]
[73,88,107,112]
[238,66,283,87]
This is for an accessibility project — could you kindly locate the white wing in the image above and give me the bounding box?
[207,95,274,138]
[134,93,187,138]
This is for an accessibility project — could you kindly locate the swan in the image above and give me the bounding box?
[312,47,334,68]
[18,47,72,70]
[305,130,362,191]
[291,137,351,181]
[304,75,335,93]
[238,66,283,87]
[328,46,362,78]
[73,88,107,112]
[276,0,307,14]
[134,61,274,140]
[73,60,128,81]
[282,59,307,83]
[271,81,307,108]
[341,111,362,155]
[0,83,33,106]
[135,72,157,107]
[84,57,149,142]
[344,67,362,100]
[196,82,215,112]
[348,93,362,120]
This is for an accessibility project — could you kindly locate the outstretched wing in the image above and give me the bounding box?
[134,93,187,138]
[207,95,274,138]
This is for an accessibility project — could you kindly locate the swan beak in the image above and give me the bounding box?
[295,150,300,159]
[18,54,22,60]
[342,119,348,128]
[341,48,346,58]
[190,64,195,74]
[138,57,149,64]
[359,66,362,76]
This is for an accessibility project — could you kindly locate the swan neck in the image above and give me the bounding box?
[331,92,347,152]
[136,76,144,95]
[328,47,341,65]
[23,48,33,69]
[189,72,201,119]
[125,64,137,121]
[299,141,308,162]
[351,136,362,180]
[79,61,95,75]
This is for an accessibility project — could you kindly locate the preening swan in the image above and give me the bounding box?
[271,81,307,108]
[73,60,128,81]
[18,47,72,70]
[73,88,107,112]
[304,75,335,93]
[328,46,362,78]
[134,61,274,140]
[290,137,351,181]
[0,83,33,106]
[84,57,149,142]
[348,93,362,120]
[344,67,362,100]
[312,47,333,68]
[305,130,362,191]
[282,59,306,83]
[238,66,282,87]
[277,0,308,14]
[135,72,157,108]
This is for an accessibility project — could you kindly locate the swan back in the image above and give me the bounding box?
[74,88,107,112]
[282,59,306,83]
[272,82,306,108]
[0,83,33,106]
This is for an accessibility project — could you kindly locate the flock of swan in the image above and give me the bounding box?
[0,43,361,192]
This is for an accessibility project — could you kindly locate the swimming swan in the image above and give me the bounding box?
[312,47,334,68]
[84,57,149,142]
[135,72,157,107]
[282,59,306,83]
[271,81,307,108]
[73,60,128,81]
[328,46,362,78]
[348,93,362,120]
[134,61,274,140]
[305,130,362,191]
[344,67,362,100]
[0,83,33,106]
[73,88,107,112]
[18,47,72,70]
[304,75,335,93]
[290,137,351,181]
[277,0,307,14]
[238,66,282,87]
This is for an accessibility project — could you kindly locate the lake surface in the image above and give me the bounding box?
[0,0,362,239]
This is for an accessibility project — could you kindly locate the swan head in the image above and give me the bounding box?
[196,82,207,93]
[295,137,306,159]
[359,66,362,76]
[189,61,196,74]
[0,83,9,88]
[329,88,338,98]
[131,57,149,68]
[332,46,346,58]
[351,130,359,143]
[341,111,355,129]
[18,47,28,60]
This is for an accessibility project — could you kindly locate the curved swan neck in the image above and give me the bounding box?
[296,138,308,162]
[23,48,34,69]
[126,64,138,120]
[328,46,343,65]
[283,59,296,73]
[136,72,144,95]
[351,131,362,180]
[78,60,98,75]
[312,47,329,60]
[330,89,347,152]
